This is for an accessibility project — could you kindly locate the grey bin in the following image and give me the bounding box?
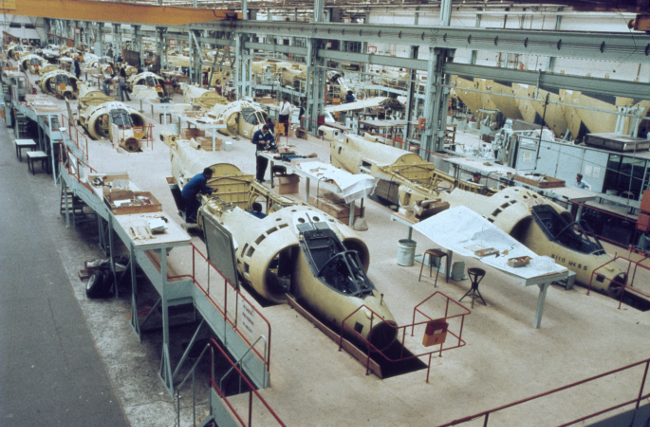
[397,239,417,267]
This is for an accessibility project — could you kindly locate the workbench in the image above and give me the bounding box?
[257,152,376,226]
[171,112,227,151]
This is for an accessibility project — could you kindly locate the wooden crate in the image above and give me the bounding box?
[181,128,205,139]
[195,136,222,151]
[104,190,162,215]
[309,194,363,221]
[514,174,565,189]
[374,179,400,205]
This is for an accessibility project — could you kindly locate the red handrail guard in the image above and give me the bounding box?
[436,357,650,427]
[209,338,286,427]
[338,299,469,382]
[62,113,89,160]
[411,291,472,351]
[57,143,97,194]
[586,255,650,309]
[163,243,272,372]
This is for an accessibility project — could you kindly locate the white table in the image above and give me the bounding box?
[258,152,368,227]
[140,98,175,126]
[504,270,569,329]
[15,138,36,161]
[171,112,227,151]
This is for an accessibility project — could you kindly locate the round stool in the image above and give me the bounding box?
[419,249,448,287]
[460,267,487,308]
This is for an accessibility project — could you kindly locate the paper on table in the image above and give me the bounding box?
[413,206,566,279]
[297,161,377,203]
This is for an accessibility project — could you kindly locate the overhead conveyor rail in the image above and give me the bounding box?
[56,144,272,420]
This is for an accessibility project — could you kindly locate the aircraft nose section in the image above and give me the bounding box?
[368,320,398,351]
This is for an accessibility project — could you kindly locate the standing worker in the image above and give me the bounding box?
[298,98,306,128]
[252,125,275,183]
[102,75,113,97]
[73,56,81,81]
[279,96,291,136]
[118,68,130,102]
[181,168,214,223]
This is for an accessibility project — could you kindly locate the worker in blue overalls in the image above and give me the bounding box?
[181,168,213,223]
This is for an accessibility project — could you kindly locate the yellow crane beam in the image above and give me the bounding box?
[0,0,241,26]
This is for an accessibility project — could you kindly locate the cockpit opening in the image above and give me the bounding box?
[532,205,605,255]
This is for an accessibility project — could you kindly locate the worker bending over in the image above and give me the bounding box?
[182,168,213,223]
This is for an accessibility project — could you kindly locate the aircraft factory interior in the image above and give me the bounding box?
[2,0,650,425]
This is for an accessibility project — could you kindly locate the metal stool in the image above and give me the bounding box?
[419,249,448,287]
[460,268,487,308]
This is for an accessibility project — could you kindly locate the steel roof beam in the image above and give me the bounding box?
[190,20,650,63]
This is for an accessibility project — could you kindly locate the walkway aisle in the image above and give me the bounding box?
[0,123,130,426]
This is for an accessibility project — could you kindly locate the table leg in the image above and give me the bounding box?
[533,282,551,329]
[305,177,310,203]
[445,250,453,282]
[407,226,413,241]
[348,200,355,227]
[269,159,274,188]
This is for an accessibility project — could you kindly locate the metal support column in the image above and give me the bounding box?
[469,12,481,65]
[73,20,80,47]
[158,248,174,396]
[156,27,166,71]
[132,25,142,67]
[96,22,104,57]
[420,0,454,154]
[112,23,121,60]
[405,45,419,143]
[305,40,325,134]
[189,29,203,85]
[546,8,563,72]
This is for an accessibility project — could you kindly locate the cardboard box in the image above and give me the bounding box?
[276,174,300,194]
[104,190,162,215]
[181,128,205,139]
[641,190,650,214]
[638,213,650,232]
[87,173,131,195]
[309,193,363,221]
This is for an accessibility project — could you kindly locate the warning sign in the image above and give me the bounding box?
[0,0,16,10]
[368,46,377,54]
[240,298,255,340]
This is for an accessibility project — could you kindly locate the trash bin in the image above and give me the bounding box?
[397,239,417,267]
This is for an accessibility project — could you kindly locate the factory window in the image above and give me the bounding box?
[603,154,646,200]
[24,24,35,29]
[9,23,21,28]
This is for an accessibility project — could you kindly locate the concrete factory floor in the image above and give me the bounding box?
[1,68,649,426]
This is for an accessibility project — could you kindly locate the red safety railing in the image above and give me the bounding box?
[62,113,89,161]
[142,123,154,150]
[587,255,650,309]
[57,142,97,194]
[209,339,286,427]
[339,291,471,382]
[436,357,650,427]
[166,243,272,374]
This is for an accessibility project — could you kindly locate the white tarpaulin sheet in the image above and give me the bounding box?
[297,161,377,203]
[413,206,566,280]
